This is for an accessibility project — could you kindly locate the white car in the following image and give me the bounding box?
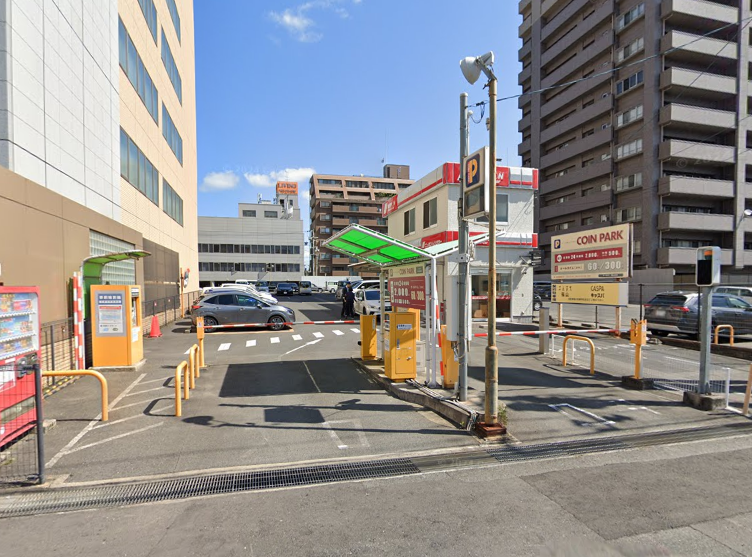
[209,285,278,304]
[298,281,313,295]
[354,288,391,316]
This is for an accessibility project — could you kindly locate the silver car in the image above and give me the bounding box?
[190,292,295,331]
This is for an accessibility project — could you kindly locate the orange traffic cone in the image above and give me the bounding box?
[149,314,162,338]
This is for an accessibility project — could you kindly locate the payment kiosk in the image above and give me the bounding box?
[91,285,144,367]
[384,310,417,381]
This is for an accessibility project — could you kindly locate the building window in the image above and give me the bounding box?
[242,210,256,217]
[320,201,331,207]
[616,70,643,95]
[615,206,642,223]
[616,3,644,31]
[617,104,643,128]
[118,19,158,123]
[582,216,594,225]
[161,28,183,103]
[582,187,594,197]
[404,208,416,235]
[136,0,157,43]
[634,240,642,254]
[582,129,594,138]
[423,197,437,228]
[318,179,342,185]
[373,182,396,190]
[600,214,609,222]
[166,0,181,42]
[346,180,369,188]
[265,211,278,218]
[162,104,183,164]
[615,172,643,192]
[321,214,331,221]
[163,180,183,226]
[662,205,713,214]
[120,128,159,205]
[90,231,136,285]
[616,37,644,63]
[546,222,573,232]
[476,193,509,224]
[615,138,643,160]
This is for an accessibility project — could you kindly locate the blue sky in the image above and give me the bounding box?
[194,0,523,239]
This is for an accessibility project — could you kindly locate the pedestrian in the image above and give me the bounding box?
[345,285,356,319]
[341,281,351,318]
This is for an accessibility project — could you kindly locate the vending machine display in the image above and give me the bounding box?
[0,287,41,446]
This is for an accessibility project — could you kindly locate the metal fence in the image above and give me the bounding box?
[142,290,201,335]
[0,366,44,486]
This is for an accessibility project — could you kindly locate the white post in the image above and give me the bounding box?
[430,258,440,387]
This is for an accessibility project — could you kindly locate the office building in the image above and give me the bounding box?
[309,165,412,278]
[0,0,197,322]
[198,186,304,286]
[519,0,752,283]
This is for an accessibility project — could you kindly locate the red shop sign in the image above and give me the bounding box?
[388,276,426,310]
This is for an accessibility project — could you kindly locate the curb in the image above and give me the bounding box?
[351,358,476,430]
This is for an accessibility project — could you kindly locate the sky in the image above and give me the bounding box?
[194,0,523,256]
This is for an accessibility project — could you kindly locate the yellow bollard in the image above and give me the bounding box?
[43,370,109,421]
[189,344,199,386]
[360,314,377,360]
[714,324,734,346]
[199,338,206,368]
[175,361,189,417]
[562,335,596,375]
[440,325,458,388]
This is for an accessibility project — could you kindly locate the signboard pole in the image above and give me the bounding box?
[698,286,713,394]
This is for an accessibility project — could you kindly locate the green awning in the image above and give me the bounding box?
[323,225,432,267]
[82,250,151,317]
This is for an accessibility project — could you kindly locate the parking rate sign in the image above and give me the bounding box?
[551,224,632,280]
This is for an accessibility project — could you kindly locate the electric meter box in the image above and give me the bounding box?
[383,311,417,382]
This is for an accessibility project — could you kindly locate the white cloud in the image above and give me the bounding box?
[244,167,316,188]
[269,1,361,42]
[200,171,240,192]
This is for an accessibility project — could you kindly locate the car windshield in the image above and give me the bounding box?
[648,294,690,306]
[365,290,389,301]
[300,282,311,288]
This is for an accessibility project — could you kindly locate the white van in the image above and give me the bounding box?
[299,280,313,295]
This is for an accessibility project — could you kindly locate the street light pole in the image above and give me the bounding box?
[458,93,470,402]
[485,74,498,426]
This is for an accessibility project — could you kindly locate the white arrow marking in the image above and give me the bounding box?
[285,338,321,356]
[246,340,256,347]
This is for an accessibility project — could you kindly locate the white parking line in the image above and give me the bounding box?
[271,337,280,344]
[351,328,360,333]
[218,343,231,351]
[332,330,344,336]
[246,340,256,348]
[292,334,303,341]
[313,332,324,339]
[65,423,164,455]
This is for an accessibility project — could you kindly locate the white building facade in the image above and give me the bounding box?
[384,163,539,322]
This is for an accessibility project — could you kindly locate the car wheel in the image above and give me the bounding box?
[533,301,542,311]
[268,315,286,331]
[203,316,218,333]
[649,330,668,338]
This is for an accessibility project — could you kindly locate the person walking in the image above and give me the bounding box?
[345,285,356,319]
[341,281,351,318]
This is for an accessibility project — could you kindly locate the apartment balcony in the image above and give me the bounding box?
[519,92,532,110]
[657,247,733,266]
[541,95,612,144]
[539,189,611,220]
[519,39,532,62]
[541,33,613,90]
[520,13,532,37]
[658,139,736,165]
[332,257,351,265]
[358,218,379,227]
[518,137,532,157]
[541,0,591,42]
[359,206,380,214]
[658,176,734,198]
[660,67,736,98]
[541,0,613,67]
[519,64,532,86]
[332,217,351,226]
[519,113,532,133]
[657,211,734,232]
[661,0,738,26]
[659,103,735,132]
[541,71,611,118]
[539,159,611,194]
[519,0,531,12]
[661,30,737,62]
[539,220,612,247]
[540,127,611,168]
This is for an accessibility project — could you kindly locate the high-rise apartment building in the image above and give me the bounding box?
[0,0,197,321]
[519,0,752,282]
[309,165,412,278]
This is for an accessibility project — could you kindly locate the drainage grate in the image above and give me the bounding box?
[0,458,419,518]
[2,422,751,518]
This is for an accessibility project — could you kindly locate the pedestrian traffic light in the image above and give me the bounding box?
[696,246,721,286]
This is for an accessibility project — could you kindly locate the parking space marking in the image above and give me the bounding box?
[609,399,661,415]
[92,414,144,430]
[246,340,256,348]
[271,337,280,344]
[351,328,360,333]
[303,360,322,392]
[126,386,168,397]
[218,343,231,351]
[332,330,344,336]
[321,421,348,449]
[548,403,616,428]
[292,334,302,341]
[65,423,164,455]
[313,332,324,339]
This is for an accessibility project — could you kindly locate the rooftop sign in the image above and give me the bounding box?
[276,181,298,195]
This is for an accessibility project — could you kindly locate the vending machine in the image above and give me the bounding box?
[0,286,41,446]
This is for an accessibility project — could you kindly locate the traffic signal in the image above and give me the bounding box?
[696,246,721,287]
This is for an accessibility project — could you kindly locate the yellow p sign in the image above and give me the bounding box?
[466,154,481,188]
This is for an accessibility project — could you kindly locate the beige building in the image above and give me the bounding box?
[519,0,752,283]
[0,0,197,322]
[309,165,412,279]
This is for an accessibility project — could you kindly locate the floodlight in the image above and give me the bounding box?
[744,209,752,217]
[460,57,481,84]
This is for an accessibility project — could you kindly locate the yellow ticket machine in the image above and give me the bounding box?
[384,311,417,381]
[91,285,144,367]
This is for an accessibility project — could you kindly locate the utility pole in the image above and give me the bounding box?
[458,93,470,402]
[485,75,498,426]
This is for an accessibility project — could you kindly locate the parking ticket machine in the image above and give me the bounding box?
[91,285,143,367]
[384,310,417,381]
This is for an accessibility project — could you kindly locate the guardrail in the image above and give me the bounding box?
[42,370,108,421]
[714,324,734,346]
[562,335,596,375]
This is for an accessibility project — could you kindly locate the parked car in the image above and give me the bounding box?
[715,286,752,302]
[354,288,392,316]
[201,285,277,305]
[299,281,313,295]
[256,281,270,294]
[533,281,552,300]
[275,283,296,296]
[190,292,294,331]
[644,291,752,338]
